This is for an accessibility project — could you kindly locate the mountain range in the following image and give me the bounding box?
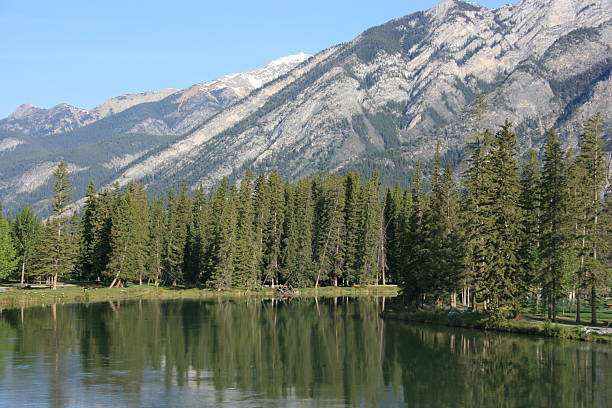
[1,0,610,214]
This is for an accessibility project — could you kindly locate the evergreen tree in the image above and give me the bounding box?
[0,213,17,280]
[518,150,541,305]
[184,187,210,285]
[38,161,76,289]
[163,183,191,285]
[425,156,465,305]
[11,206,42,283]
[357,174,383,285]
[343,172,363,284]
[383,186,404,284]
[573,114,607,324]
[234,170,259,288]
[148,197,166,286]
[106,192,131,287]
[481,121,523,314]
[401,162,429,305]
[312,173,345,287]
[539,130,571,321]
[263,170,285,287]
[125,183,150,284]
[77,182,99,280]
[461,129,494,310]
[209,182,238,289]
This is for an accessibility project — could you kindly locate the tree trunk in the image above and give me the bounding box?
[590,284,597,324]
[576,292,581,323]
[20,262,25,284]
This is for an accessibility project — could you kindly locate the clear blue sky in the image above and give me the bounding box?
[0,0,511,118]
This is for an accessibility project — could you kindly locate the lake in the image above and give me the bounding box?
[0,297,609,407]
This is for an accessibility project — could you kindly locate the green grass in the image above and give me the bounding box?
[382,307,612,344]
[0,283,399,309]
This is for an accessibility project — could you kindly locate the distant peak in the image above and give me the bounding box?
[428,0,484,19]
[266,52,311,67]
[8,104,41,119]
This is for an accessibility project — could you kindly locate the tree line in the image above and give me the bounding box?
[0,114,608,321]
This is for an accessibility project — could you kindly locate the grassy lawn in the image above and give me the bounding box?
[0,282,399,309]
[382,307,612,344]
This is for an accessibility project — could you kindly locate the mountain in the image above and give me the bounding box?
[3,0,611,215]
[0,53,310,214]
[108,0,610,197]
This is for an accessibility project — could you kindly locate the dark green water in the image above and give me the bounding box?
[0,298,609,407]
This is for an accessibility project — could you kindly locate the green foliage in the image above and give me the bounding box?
[0,217,17,279]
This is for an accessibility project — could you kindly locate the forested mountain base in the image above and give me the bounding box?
[0,115,609,322]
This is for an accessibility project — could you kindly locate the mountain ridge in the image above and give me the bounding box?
[110,0,611,194]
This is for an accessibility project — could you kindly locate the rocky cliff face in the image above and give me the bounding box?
[0,54,310,213]
[2,0,610,214]
[111,0,610,194]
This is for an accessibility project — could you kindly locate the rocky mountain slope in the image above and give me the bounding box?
[2,0,610,214]
[0,53,310,213]
[111,0,610,196]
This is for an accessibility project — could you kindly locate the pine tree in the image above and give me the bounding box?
[518,150,541,306]
[77,182,99,280]
[401,162,429,305]
[263,170,285,287]
[482,121,523,314]
[312,173,345,287]
[11,206,42,283]
[209,182,238,289]
[125,183,150,284]
[38,161,76,289]
[357,174,383,285]
[148,197,165,286]
[233,170,259,288]
[0,212,17,280]
[184,186,210,285]
[106,192,131,287]
[425,155,465,305]
[461,129,494,310]
[343,172,363,284]
[539,130,571,321]
[163,183,191,285]
[573,114,607,324]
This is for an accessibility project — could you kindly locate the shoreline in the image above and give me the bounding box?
[0,284,399,309]
[381,309,612,344]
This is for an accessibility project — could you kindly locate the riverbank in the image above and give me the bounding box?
[0,283,399,309]
[382,308,612,344]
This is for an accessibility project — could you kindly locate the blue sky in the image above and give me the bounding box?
[0,0,511,118]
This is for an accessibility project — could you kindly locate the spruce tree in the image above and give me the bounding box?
[77,182,99,280]
[125,183,150,284]
[482,121,523,314]
[38,161,76,289]
[106,192,131,287]
[539,130,571,321]
[0,212,17,280]
[574,114,607,324]
[343,172,363,284]
[11,206,42,283]
[184,186,210,284]
[401,161,429,305]
[312,173,345,287]
[209,183,238,289]
[518,150,541,306]
[148,197,166,286]
[263,170,285,287]
[234,170,259,288]
[461,129,494,310]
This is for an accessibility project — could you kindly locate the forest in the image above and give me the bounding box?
[0,113,609,321]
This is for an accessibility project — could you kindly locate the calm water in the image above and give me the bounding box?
[0,298,609,408]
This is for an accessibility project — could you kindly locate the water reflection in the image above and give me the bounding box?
[0,298,609,407]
